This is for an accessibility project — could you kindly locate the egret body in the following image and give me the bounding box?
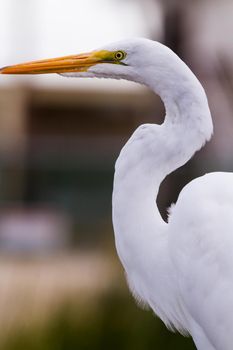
[1,38,233,350]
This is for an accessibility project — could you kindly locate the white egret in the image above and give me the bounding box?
[1,38,233,350]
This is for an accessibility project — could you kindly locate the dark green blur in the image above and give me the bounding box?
[5,291,195,350]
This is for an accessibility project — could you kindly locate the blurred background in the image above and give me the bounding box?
[0,0,233,349]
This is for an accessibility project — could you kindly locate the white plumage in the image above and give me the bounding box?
[1,38,233,350]
[95,39,230,350]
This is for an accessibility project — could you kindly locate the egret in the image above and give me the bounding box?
[1,38,233,350]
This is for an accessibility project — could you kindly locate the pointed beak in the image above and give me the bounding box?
[0,51,104,75]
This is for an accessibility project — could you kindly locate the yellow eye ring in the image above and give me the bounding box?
[114,51,126,61]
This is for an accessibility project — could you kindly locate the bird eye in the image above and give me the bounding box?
[114,51,126,61]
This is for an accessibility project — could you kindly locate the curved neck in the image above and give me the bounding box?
[145,60,213,180]
[112,66,213,260]
[112,47,213,329]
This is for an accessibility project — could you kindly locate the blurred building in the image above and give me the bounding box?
[0,85,162,250]
[0,2,233,350]
[0,0,154,251]
[0,0,233,250]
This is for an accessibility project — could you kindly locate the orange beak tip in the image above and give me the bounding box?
[0,67,7,74]
[0,66,14,75]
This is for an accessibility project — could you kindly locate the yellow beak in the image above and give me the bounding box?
[0,51,105,75]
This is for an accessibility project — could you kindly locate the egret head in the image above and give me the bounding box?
[0,38,180,86]
[0,38,197,101]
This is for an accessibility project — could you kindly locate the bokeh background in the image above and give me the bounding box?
[0,0,233,349]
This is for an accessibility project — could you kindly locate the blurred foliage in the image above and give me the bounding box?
[4,290,195,350]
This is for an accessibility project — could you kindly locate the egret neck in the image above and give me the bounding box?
[112,55,212,329]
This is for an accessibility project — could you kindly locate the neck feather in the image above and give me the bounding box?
[113,70,213,228]
[112,58,213,329]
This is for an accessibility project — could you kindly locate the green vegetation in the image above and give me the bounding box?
[4,290,195,350]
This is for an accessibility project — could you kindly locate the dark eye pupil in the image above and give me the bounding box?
[116,52,123,59]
